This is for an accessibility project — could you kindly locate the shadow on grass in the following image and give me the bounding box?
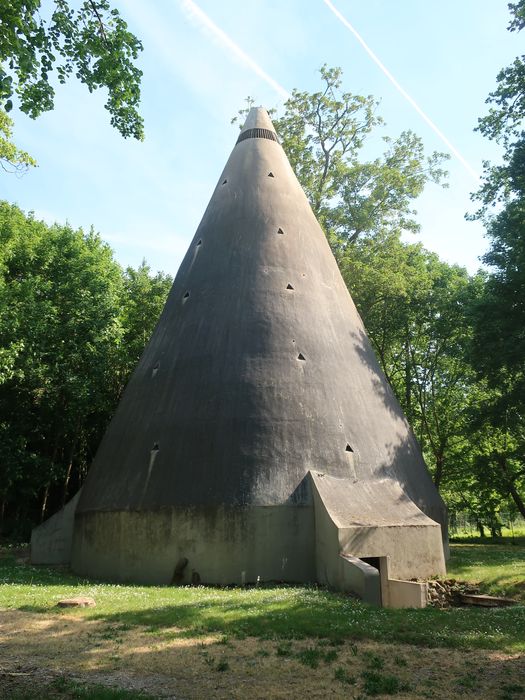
[0,555,83,586]
[18,604,54,613]
[2,555,525,653]
[448,543,525,601]
[85,595,525,652]
[3,625,525,700]
[449,544,525,567]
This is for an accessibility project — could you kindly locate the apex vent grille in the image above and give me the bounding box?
[236,127,279,144]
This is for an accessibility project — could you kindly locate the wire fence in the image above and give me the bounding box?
[448,511,525,538]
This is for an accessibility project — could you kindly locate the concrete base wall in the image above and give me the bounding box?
[338,524,445,580]
[312,478,345,589]
[72,505,315,585]
[31,491,81,565]
[385,579,428,608]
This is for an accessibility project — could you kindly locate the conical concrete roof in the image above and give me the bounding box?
[77,108,444,525]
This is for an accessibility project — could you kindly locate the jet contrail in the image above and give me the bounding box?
[323,0,480,182]
[180,0,290,101]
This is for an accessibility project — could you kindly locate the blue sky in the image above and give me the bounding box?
[3,0,522,276]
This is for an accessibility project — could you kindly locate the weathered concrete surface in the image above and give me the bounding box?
[72,505,315,585]
[311,471,445,582]
[67,107,446,586]
[339,554,381,605]
[30,491,80,565]
[386,579,428,608]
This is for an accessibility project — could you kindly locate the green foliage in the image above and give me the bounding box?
[0,202,171,534]
[500,683,525,700]
[0,108,36,172]
[473,0,524,212]
[272,66,448,249]
[42,677,156,699]
[296,646,338,668]
[276,641,293,656]
[340,233,483,496]
[456,672,478,690]
[477,0,525,148]
[447,543,525,601]
[333,666,356,684]
[361,670,410,696]
[0,201,123,527]
[120,261,172,377]
[296,647,322,668]
[0,1,143,139]
[468,1,525,519]
[363,651,384,670]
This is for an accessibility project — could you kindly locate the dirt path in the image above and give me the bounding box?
[0,610,524,699]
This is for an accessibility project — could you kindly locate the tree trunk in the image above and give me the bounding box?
[497,456,525,519]
[62,445,75,506]
[404,334,411,420]
[490,523,502,538]
[433,453,444,492]
[508,481,525,519]
[40,483,50,523]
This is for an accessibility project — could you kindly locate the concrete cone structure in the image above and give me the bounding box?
[34,108,446,605]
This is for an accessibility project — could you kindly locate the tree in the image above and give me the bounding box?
[469,0,525,518]
[0,0,143,140]
[238,70,502,514]
[472,1,525,215]
[0,202,172,535]
[0,109,35,172]
[271,66,449,252]
[0,202,124,527]
[119,261,173,382]
[340,234,483,496]
[469,192,525,517]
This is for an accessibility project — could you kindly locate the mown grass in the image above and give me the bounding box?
[447,542,525,602]
[1,544,524,653]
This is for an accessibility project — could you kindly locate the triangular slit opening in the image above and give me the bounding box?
[222,179,227,185]
[268,172,274,177]
[196,240,202,247]
[345,444,354,453]
[297,353,306,361]
[277,227,284,235]
[286,284,294,290]
[183,291,190,300]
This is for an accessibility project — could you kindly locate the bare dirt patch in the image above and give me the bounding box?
[0,609,524,699]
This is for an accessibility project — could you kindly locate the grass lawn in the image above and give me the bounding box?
[447,540,525,602]
[0,543,524,699]
[0,543,524,653]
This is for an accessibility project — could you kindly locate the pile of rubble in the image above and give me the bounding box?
[426,578,481,608]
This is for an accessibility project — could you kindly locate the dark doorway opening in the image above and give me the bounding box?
[361,557,381,571]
